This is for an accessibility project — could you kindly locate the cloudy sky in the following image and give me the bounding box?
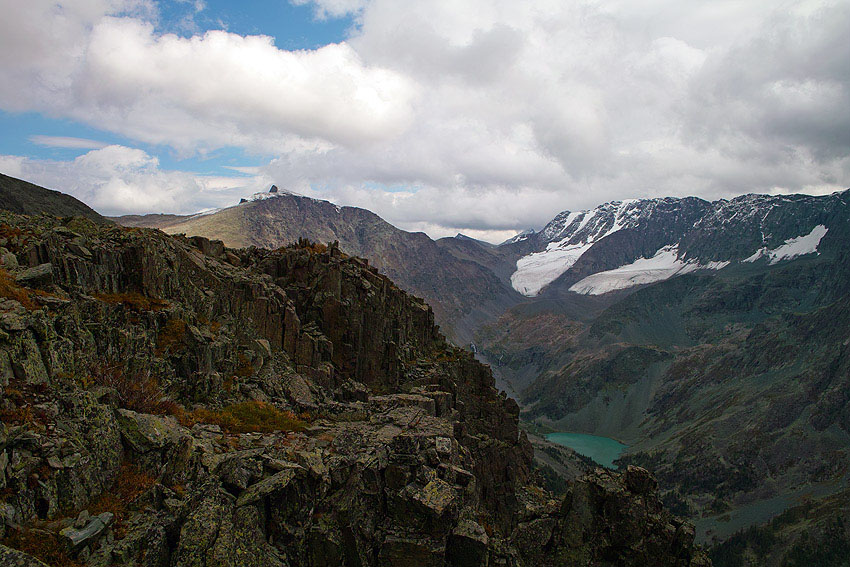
[1,0,848,242]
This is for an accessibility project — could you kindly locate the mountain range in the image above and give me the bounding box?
[3,171,850,565]
[113,182,850,564]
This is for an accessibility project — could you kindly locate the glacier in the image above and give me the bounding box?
[744,225,828,264]
[569,245,730,295]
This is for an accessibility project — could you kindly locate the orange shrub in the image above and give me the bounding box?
[190,401,306,434]
[93,291,168,312]
[1,525,82,567]
[87,364,181,416]
[0,267,38,310]
[87,462,156,538]
[155,318,188,356]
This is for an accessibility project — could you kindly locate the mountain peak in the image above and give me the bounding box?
[501,228,535,245]
[240,185,298,205]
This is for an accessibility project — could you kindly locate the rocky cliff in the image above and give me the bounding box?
[0,211,709,566]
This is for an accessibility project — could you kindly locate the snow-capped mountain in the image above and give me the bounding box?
[506,191,849,297]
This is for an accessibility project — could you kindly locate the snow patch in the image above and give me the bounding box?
[511,242,594,296]
[569,245,730,296]
[744,225,828,264]
[501,229,535,245]
[187,207,221,219]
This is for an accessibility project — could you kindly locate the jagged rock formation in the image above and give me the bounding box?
[0,211,709,566]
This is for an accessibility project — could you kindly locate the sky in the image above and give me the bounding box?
[0,0,848,243]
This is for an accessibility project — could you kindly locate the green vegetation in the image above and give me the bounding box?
[709,511,850,567]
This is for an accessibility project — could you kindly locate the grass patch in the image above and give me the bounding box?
[93,291,168,312]
[83,366,304,435]
[155,318,188,356]
[1,524,82,567]
[234,351,254,378]
[87,462,156,539]
[189,401,306,434]
[0,380,51,429]
[0,267,53,310]
[0,223,33,241]
[198,315,221,336]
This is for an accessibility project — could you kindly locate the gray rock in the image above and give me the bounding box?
[0,312,26,332]
[14,263,53,288]
[75,509,91,528]
[236,467,298,507]
[0,250,18,269]
[59,512,113,550]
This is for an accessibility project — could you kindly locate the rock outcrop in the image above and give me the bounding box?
[0,211,708,566]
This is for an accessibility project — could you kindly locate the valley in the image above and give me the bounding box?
[3,172,850,565]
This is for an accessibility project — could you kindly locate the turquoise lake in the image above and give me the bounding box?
[546,432,628,469]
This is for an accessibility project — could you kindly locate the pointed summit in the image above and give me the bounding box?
[269,185,279,193]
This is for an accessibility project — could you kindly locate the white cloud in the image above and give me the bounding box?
[0,0,847,238]
[291,0,366,19]
[0,1,415,154]
[0,145,269,216]
[29,135,108,149]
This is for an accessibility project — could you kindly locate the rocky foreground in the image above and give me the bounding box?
[0,211,708,566]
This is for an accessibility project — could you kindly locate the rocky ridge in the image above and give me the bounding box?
[0,211,709,566]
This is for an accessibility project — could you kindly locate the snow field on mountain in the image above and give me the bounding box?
[511,241,595,296]
[567,245,730,295]
[744,225,828,264]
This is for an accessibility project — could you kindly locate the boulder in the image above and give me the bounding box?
[15,264,53,288]
[236,467,299,507]
[377,535,444,567]
[447,518,490,567]
[624,465,657,495]
[59,512,114,550]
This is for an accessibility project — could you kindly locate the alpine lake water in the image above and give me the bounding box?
[546,432,628,469]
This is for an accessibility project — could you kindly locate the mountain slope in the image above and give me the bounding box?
[115,189,522,344]
[502,191,849,298]
[0,172,110,224]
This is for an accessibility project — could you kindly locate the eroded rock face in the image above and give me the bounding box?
[0,212,709,566]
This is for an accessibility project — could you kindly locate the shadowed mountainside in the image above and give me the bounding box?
[0,173,109,225]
